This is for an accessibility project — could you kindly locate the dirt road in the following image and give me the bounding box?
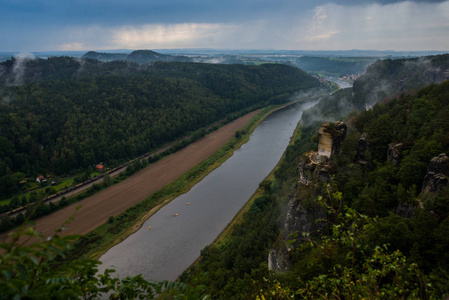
[0,110,259,242]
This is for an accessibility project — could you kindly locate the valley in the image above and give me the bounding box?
[1,50,449,299]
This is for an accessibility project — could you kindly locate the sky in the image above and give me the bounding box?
[1,0,448,52]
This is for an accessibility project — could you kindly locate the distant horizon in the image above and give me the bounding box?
[1,48,448,58]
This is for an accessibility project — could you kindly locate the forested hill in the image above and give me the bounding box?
[0,60,320,199]
[181,77,449,299]
[83,50,192,64]
[352,53,449,109]
[301,53,449,126]
[0,56,141,86]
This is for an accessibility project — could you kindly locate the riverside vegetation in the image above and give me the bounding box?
[0,55,320,213]
[0,102,301,300]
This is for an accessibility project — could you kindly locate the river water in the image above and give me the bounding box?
[98,100,318,281]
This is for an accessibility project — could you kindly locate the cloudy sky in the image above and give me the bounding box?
[1,0,448,52]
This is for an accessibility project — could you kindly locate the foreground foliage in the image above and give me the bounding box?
[0,220,208,299]
[281,193,429,299]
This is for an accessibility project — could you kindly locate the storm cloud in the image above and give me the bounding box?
[1,0,448,51]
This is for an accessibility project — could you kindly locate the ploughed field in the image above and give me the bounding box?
[0,110,258,241]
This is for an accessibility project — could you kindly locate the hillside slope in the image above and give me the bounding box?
[0,60,320,200]
[181,80,449,298]
[301,53,449,127]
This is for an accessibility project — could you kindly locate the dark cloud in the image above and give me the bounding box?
[332,0,446,3]
[1,0,447,27]
[0,0,448,51]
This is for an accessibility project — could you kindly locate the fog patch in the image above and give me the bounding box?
[289,87,328,102]
[7,53,36,86]
[301,88,354,128]
[73,57,88,76]
[192,57,227,64]
[1,95,13,104]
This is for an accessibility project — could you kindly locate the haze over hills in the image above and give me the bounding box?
[302,53,449,123]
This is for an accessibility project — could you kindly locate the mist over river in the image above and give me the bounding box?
[98,100,318,281]
[325,76,353,89]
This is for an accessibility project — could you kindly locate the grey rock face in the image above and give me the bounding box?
[387,143,403,166]
[268,248,289,273]
[284,193,326,249]
[395,202,415,218]
[356,133,370,164]
[269,122,346,273]
[422,154,449,195]
[426,153,449,176]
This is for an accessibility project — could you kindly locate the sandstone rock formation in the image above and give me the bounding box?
[387,143,403,166]
[395,202,415,219]
[269,122,346,273]
[317,121,347,159]
[268,248,289,273]
[356,133,370,164]
[422,153,449,195]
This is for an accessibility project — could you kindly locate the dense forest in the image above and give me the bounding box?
[178,56,449,298]
[0,56,320,200]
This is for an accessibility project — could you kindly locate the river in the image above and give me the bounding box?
[98,100,318,281]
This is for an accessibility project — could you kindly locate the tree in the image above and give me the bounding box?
[0,223,204,299]
[257,194,431,299]
[295,208,429,299]
[102,173,111,187]
[8,196,20,211]
[235,130,242,139]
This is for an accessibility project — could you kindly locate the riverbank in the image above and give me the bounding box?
[2,93,321,266]
[77,98,318,262]
[0,108,261,244]
[83,89,334,265]
[97,99,321,281]
[180,102,307,279]
[69,104,281,261]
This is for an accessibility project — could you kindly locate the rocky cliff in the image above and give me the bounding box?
[422,153,449,196]
[317,121,347,158]
[269,121,346,273]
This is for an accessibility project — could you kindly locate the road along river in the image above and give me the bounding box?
[98,100,318,281]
